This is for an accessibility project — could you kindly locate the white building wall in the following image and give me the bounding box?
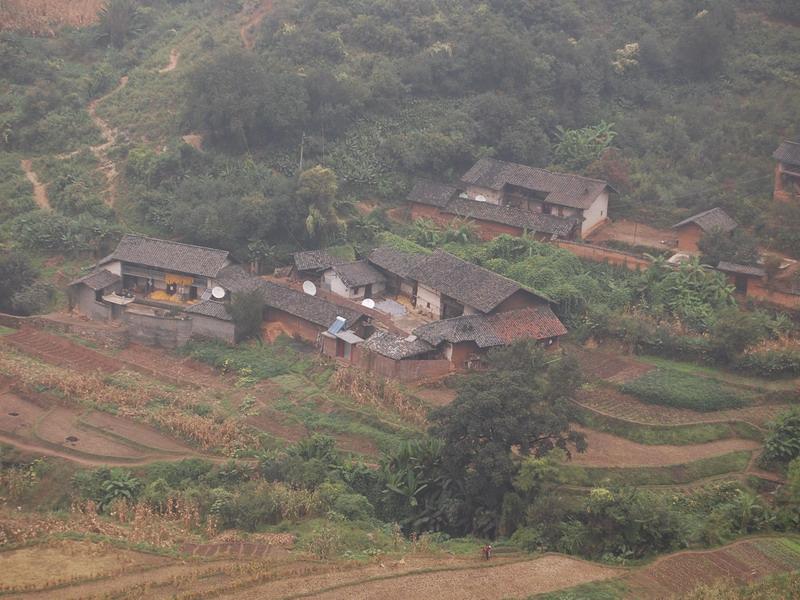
[580,191,609,238]
[465,185,503,205]
[328,273,350,298]
[104,261,122,276]
[416,284,441,318]
[463,305,480,316]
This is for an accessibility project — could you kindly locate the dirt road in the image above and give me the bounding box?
[20,159,50,210]
[240,0,273,49]
[158,48,180,73]
[88,75,128,206]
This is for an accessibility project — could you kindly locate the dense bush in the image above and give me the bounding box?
[621,369,748,411]
[735,349,800,377]
[763,410,800,466]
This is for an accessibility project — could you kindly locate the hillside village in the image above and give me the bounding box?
[3,1,800,599]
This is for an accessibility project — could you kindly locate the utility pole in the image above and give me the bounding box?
[299,131,305,173]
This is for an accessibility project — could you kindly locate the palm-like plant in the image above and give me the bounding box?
[97,0,142,49]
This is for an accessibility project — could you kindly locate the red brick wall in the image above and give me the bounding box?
[264,308,322,344]
[554,240,652,271]
[675,223,703,252]
[354,349,451,382]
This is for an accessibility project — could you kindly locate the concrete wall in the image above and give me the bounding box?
[190,315,236,344]
[554,240,652,271]
[580,192,609,238]
[73,285,112,321]
[323,271,384,300]
[416,283,441,318]
[122,312,192,349]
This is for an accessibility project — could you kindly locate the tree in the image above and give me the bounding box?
[228,289,265,342]
[428,341,585,536]
[709,307,768,363]
[673,9,728,80]
[0,250,37,313]
[297,166,340,244]
[698,228,759,267]
[97,0,142,49]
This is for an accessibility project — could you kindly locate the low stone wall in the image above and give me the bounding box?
[554,240,652,271]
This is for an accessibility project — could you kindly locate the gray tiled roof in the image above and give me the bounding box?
[261,280,364,329]
[332,261,386,288]
[409,250,550,313]
[716,261,766,278]
[414,307,567,349]
[361,331,434,360]
[109,235,230,278]
[216,265,263,294]
[185,300,233,321]
[461,158,610,210]
[444,197,578,237]
[672,207,737,233]
[368,246,427,279]
[293,249,348,273]
[774,141,800,167]
[406,181,459,208]
[70,269,120,290]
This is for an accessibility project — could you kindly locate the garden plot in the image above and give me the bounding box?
[571,426,760,468]
[0,392,46,437]
[81,411,193,454]
[623,538,800,598]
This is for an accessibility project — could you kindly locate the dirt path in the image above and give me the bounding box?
[572,425,761,468]
[586,218,676,251]
[240,0,274,49]
[158,48,180,73]
[88,75,128,206]
[20,159,50,210]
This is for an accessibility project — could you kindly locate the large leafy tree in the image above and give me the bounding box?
[428,341,585,536]
[97,0,143,49]
[228,289,265,342]
[0,250,37,313]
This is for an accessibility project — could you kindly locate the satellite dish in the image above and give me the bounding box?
[361,298,376,309]
[211,286,226,299]
[302,281,317,296]
[475,194,487,203]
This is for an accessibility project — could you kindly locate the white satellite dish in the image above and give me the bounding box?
[361,298,375,309]
[475,194,487,203]
[211,286,226,299]
[302,281,317,296]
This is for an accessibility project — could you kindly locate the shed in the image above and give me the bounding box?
[671,207,737,252]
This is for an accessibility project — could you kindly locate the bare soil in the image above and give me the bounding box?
[3,328,123,374]
[0,391,46,437]
[571,425,760,468]
[240,0,274,49]
[586,218,677,251]
[35,407,144,458]
[571,345,655,383]
[88,75,128,206]
[182,133,204,150]
[158,48,180,73]
[20,159,50,210]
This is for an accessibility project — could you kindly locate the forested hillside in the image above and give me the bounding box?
[2,0,800,272]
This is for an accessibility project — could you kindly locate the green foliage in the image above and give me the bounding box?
[735,349,800,377]
[698,228,760,267]
[11,280,55,316]
[228,289,265,342]
[620,369,748,411]
[182,337,310,381]
[0,249,37,313]
[763,409,800,466]
[553,121,616,170]
[97,0,143,49]
[427,342,585,537]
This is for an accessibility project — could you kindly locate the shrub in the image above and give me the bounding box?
[333,493,375,521]
[620,370,747,411]
[763,410,800,466]
[734,350,800,377]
